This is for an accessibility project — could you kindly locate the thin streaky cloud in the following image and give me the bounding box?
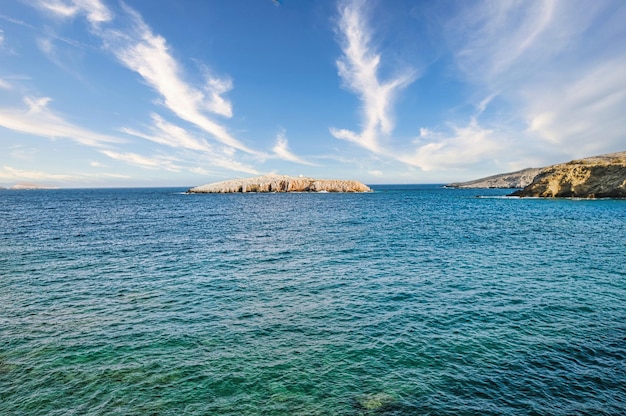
[0,96,125,147]
[100,4,256,154]
[272,130,317,166]
[33,0,258,156]
[0,165,77,182]
[400,118,501,172]
[35,0,112,25]
[100,150,182,171]
[524,57,626,155]
[452,0,557,79]
[121,113,214,153]
[331,0,416,153]
[122,114,260,174]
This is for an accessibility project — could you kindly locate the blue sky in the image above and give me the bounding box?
[1,0,625,187]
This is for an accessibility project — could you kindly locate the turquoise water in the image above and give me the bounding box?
[1,186,625,415]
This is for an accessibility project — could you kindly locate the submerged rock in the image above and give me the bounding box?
[509,151,626,198]
[354,392,397,411]
[187,174,372,193]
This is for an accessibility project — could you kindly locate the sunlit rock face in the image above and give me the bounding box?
[187,174,373,193]
[509,151,626,198]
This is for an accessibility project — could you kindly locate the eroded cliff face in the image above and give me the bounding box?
[510,152,626,198]
[187,175,372,193]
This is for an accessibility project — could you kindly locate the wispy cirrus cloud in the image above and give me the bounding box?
[100,150,182,171]
[271,130,316,166]
[32,1,256,152]
[122,113,213,153]
[23,0,269,179]
[449,0,558,82]
[522,56,626,156]
[0,96,124,147]
[35,0,112,25]
[0,165,132,186]
[400,119,502,172]
[442,0,626,162]
[330,0,415,153]
[98,4,256,154]
[122,113,259,174]
[0,165,77,182]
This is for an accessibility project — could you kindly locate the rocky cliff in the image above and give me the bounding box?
[447,167,542,189]
[509,151,626,198]
[188,174,372,193]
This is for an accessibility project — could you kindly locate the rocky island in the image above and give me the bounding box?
[187,174,372,193]
[509,151,626,198]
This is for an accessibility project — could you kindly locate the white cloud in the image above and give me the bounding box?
[449,0,558,81]
[271,130,316,166]
[36,0,112,25]
[0,78,11,89]
[24,0,264,178]
[442,0,626,162]
[0,96,124,147]
[121,114,259,174]
[100,150,182,171]
[400,118,501,171]
[524,57,626,155]
[387,0,626,176]
[122,113,213,153]
[99,4,256,154]
[331,0,415,153]
[0,165,77,182]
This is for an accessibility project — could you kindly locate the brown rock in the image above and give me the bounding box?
[509,151,626,198]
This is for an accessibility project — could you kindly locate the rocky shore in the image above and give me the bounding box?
[187,174,372,193]
[509,151,626,198]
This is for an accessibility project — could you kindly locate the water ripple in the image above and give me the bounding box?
[1,187,625,415]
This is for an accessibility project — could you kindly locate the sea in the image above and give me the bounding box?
[1,185,624,415]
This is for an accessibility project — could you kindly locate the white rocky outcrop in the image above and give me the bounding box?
[188,174,372,193]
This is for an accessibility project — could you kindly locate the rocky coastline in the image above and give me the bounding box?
[447,151,625,199]
[187,174,372,193]
[509,152,626,198]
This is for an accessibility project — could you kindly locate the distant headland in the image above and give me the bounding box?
[447,151,626,198]
[187,174,372,193]
[446,168,542,189]
[3,182,58,190]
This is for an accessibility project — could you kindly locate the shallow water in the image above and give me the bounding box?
[1,186,625,415]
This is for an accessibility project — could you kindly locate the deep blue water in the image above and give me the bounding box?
[1,185,625,415]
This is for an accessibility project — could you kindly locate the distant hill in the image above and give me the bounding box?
[446,167,542,189]
[9,182,58,190]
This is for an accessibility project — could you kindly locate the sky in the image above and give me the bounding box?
[1,0,625,187]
